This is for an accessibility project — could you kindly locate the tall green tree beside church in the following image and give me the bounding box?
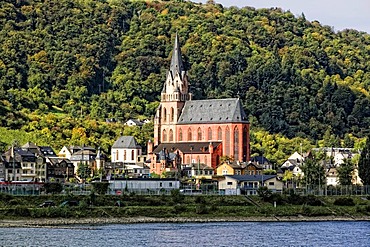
[358,137,370,185]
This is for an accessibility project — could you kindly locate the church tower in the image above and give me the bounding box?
[154,33,191,145]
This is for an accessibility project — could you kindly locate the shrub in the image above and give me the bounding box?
[195,205,208,214]
[257,186,272,201]
[305,195,324,206]
[195,196,206,204]
[334,197,355,206]
[91,182,109,195]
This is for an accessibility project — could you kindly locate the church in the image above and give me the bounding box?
[148,34,250,175]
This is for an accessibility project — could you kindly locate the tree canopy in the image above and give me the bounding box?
[1,0,370,164]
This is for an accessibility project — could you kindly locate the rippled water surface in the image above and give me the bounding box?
[1,221,370,247]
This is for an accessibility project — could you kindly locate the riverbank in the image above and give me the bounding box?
[1,215,370,228]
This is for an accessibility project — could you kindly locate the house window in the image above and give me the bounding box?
[236,170,241,175]
[223,170,228,175]
[160,182,162,187]
[116,150,119,160]
[269,182,274,186]
[217,127,222,140]
[124,150,127,160]
[197,128,202,140]
[188,128,192,141]
[179,128,183,141]
[169,182,173,187]
[208,127,212,140]
[131,150,135,161]
[227,182,233,185]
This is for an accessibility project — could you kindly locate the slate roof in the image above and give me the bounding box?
[169,33,185,80]
[153,142,221,154]
[125,119,144,126]
[177,98,248,124]
[112,136,141,149]
[226,175,277,182]
[38,146,57,156]
[250,156,270,164]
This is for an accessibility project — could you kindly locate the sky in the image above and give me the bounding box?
[195,0,370,34]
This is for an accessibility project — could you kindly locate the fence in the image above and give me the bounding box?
[284,185,370,196]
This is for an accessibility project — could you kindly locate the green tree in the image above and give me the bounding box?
[337,158,355,185]
[257,186,272,201]
[301,153,326,187]
[358,137,370,185]
[77,162,91,182]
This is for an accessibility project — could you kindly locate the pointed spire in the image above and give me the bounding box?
[169,33,185,79]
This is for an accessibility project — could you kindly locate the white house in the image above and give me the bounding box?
[218,175,283,195]
[111,136,142,163]
[109,178,180,195]
[124,119,144,127]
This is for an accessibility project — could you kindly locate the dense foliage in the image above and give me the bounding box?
[358,137,370,185]
[1,0,370,162]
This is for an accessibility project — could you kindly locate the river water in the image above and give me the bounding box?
[1,221,369,247]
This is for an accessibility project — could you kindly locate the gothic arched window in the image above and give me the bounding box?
[169,129,173,142]
[188,128,192,141]
[234,126,239,159]
[218,127,222,140]
[179,128,183,141]
[208,128,212,140]
[225,126,230,155]
[163,108,167,122]
[171,107,174,122]
[197,128,202,141]
[162,129,167,142]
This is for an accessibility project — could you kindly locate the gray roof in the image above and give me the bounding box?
[227,175,277,182]
[112,136,141,149]
[169,33,185,80]
[177,98,248,124]
[153,142,221,154]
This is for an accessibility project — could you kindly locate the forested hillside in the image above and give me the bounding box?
[1,0,370,163]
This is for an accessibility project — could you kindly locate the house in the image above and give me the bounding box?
[250,156,273,170]
[245,162,263,175]
[2,147,36,182]
[182,163,215,179]
[124,119,144,127]
[218,175,284,195]
[216,162,246,176]
[0,155,5,181]
[149,33,250,175]
[326,167,338,186]
[47,157,74,183]
[105,162,150,179]
[58,145,96,159]
[109,178,180,195]
[69,148,97,178]
[148,141,222,175]
[111,136,142,164]
[281,151,306,178]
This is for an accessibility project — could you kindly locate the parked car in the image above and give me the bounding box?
[39,201,56,207]
[59,200,79,207]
